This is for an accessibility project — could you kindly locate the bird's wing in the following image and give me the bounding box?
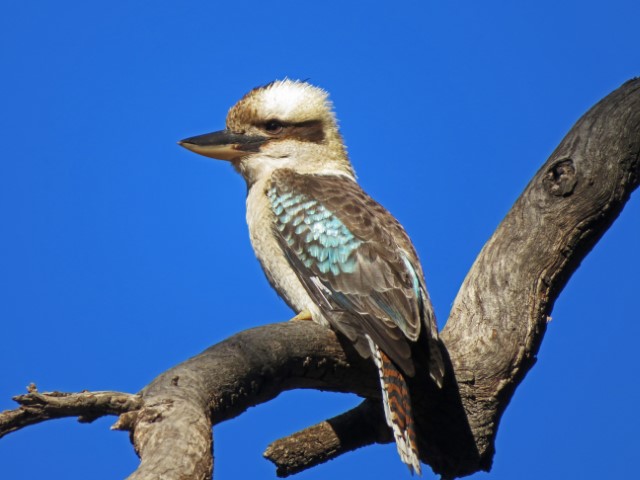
[267,169,439,378]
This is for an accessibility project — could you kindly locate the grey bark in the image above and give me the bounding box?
[1,78,639,479]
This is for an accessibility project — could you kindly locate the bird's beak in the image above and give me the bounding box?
[178,129,268,162]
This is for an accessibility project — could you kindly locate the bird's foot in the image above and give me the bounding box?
[289,309,313,321]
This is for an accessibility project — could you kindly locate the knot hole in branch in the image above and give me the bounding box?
[543,158,577,197]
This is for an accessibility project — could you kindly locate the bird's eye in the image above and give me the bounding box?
[264,120,284,134]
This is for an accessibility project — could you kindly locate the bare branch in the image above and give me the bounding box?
[123,321,378,480]
[440,77,640,475]
[264,399,391,477]
[0,386,141,438]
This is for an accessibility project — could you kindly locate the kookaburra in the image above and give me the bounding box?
[179,79,444,474]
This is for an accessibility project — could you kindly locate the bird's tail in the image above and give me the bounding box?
[370,342,421,475]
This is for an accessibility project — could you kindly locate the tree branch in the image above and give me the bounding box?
[0,385,141,438]
[1,79,638,479]
[263,399,391,477]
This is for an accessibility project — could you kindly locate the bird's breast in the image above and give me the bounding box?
[245,179,326,324]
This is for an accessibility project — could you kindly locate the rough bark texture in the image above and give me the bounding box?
[1,79,639,479]
[0,387,141,438]
[438,76,640,476]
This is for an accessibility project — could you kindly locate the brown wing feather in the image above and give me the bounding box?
[268,169,443,383]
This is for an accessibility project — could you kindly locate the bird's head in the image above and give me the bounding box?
[179,79,354,185]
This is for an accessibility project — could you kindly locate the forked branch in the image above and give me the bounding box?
[1,79,639,480]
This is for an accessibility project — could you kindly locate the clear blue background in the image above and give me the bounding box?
[1,1,638,479]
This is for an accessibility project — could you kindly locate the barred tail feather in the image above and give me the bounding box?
[368,338,421,475]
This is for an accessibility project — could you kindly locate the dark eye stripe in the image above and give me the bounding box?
[258,119,325,143]
[287,120,325,143]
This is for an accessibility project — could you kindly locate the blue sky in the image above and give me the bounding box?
[1,1,639,479]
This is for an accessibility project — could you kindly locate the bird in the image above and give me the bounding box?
[178,79,444,475]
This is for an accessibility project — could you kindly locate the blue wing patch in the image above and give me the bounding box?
[267,187,363,275]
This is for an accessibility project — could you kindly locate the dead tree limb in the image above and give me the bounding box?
[0,386,141,438]
[1,78,639,480]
